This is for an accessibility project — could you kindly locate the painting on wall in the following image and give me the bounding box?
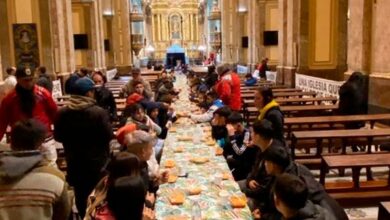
[13,23,40,70]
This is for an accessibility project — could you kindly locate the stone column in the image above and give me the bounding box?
[277,0,300,86]
[0,0,13,70]
[49,0,75,77]
[221,0,239,63]
[89,0,106,70]
[247,0,263,70]
[112,0,132,72]
[347,0,373,73]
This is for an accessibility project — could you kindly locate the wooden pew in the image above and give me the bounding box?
[243,96,338,107]
[245,105,338,120]
[290,128,390,159]
[320,153,390,207]
[285,114,390,138]
[241,91,317,100]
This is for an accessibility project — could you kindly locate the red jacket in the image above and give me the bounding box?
[0,85,58,140]
[215,72,242,111]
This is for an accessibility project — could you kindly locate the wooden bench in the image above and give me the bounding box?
[378,201,390,220]
[241,91,317,100]
[291,128,390,159]
[284,114,390,138]
[245,105,338,121]
[320,153,390,207]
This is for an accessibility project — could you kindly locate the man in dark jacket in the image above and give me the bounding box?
[338,72,367,129]
[256,146,348,220]
[54,77,113,218]
[64,68,88,94]
[238,119,286,210]
[92,71,118,122]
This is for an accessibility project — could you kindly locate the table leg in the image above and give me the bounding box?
[319,158,327,185]
[352,167,362,189]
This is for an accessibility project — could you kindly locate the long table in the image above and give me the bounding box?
[155,74,253,219]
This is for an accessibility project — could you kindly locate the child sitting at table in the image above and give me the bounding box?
[211,106,232,156]
[125,103,162,136]
[226,112,258,181]
[190,90,224,123]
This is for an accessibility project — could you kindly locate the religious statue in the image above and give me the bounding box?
[170,15,181,39]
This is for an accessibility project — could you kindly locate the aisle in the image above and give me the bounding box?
[155,73,253,219]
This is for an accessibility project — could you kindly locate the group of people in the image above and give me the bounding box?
[0,62,361,220]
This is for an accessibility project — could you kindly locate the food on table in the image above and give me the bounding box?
[170,127,177,132]
[215,147,223,156]
[165,159,176,168]
[177,136,192,141]
[163,215,190,220]
[230,194,247,208]
[222,172,231,180]
[190,157,209,164]
[174,146,184,153]
[168,174,178,183]
[206,139,216,146]
[168,190,185,205]
[188,187,202,195]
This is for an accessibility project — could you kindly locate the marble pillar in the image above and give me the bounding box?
[49,0,75,77]
[112,0,132,72]
[89,0,106,70]
[221,0,239,63]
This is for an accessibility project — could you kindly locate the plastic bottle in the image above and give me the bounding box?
[192,200,202,220]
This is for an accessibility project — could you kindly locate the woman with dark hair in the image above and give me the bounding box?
[254,87,284,142]
[338,71,367,129]
[106,176,150,220]
[92,71,118,122]
[85,152,153,219]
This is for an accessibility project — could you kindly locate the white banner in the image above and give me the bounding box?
[266,71,277,83]
[237,65,249,74]
[52,80,63,99]
[106,68,118,82]
[295,73,344,98]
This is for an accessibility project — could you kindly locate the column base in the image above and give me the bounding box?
[277,66,297,87]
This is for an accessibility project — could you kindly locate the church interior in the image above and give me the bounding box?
[0,0,390,220]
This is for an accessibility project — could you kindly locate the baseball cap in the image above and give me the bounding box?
[15,67,34,78]
[74,77,96,95]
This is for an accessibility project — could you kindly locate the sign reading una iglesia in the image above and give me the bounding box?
[295,73,344,98]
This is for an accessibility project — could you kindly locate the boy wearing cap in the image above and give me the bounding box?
[54,77,113,218]
[0,67,58,164]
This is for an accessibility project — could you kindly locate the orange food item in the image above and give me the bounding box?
[165,159,176,168]
[215,147,223,156]
[206,139,216,146]
[168,175,178,183]
[168,191,185,205]
[230,195,247,208]
[177,136,192,141]
[170,127,177,132]
[222,172,231,180]
[190,157,209,164]
[188,187,202,195]
[174,147,184,153]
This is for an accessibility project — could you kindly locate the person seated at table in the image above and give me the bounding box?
[125,130,169,193]
[254,87,285,143]
[211,106,233,155]
[189,90,224,123]
[203,65,219,89]
[155,79,180,102]
[155,70,169,92]
[225,112,258,181]
[237,119,286,210]
[131,80,154,101]
[245,73,258,86]
[125,103,161,136]
[107,176,155,220]
[253,174,334,220]
[121,68,153,99]
[257,145,348,220]
[92,71,118,122]
[85,152,155,219]
[121,93,170,127]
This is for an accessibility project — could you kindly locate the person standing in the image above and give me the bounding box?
[64,68,88,94]
[54,77,113,218]
[214,64,242,111]
[257,58,270,80]
[0,67,58,164]
[92,71,118,122]
[3,67,17,93]
[36,66,53,93]
[0,119,71,220]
